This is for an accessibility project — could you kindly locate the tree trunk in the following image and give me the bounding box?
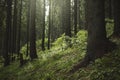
[17,0,22,56]
[108,0,112,19]
[78,0,82,30]
[70,0,116,73]
[41,0,46,51]
[74,0,77,35]
[65,0,71,37]
[29,0,38,60]
[12,0,18,54]
[48,0,52,50]
[26,0,30,57]
[112,0,120,37]
[3,0,12,66]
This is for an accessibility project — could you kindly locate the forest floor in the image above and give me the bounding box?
[0,30,120,80]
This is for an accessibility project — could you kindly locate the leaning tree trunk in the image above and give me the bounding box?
[70,0,116,73]
[29,0,38,60]
[112,0,120,37]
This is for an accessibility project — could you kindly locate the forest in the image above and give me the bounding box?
[0,0,120,80]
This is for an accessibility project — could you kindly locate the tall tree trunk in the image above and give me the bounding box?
[3,0,12,66]
[65,0,71,37]
[70,0,115,72]
[17,0,22,56]
[74,0,77,35]
[26,0,30,56]
[29,0,38,60]
[17,0,24,66]
[41,0,46,51]
[108,0,112,19]
[112,0,120,37]
[61,1,65,34]
[0,5,5,56]
[48,0,52,50]
[12,0,18,54]
[78,0,82,30]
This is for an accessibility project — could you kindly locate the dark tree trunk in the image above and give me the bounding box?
[74,0,77,35]
[48,0,52,50]
[17,0,23,66]
[105,0,112,19]
[70,0,116,73]
[41,0,46,51]
[83,0,107,61]
[0,4,6,56]
[65,0,71,37]
[78,0,82,30]
[17,0,22,56]
[12,0,18,54]
[108,0,112,19]
[61,1,65,34]
[29,0,38,60]
[112,0,120,37]
[3,0,12,66]
[26,0,30,57]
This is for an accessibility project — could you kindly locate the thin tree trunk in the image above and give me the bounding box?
[74,0,77,35]
[48,0,52,50]
[17,0,22,56]
[26,0,30,57]
[12,0,18,54]
[78,0,82,30]
[42,0,46,51]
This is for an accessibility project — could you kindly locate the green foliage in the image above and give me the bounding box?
[105,18,114,37]
[0,30,87,80]
[52,30,87,51]
[36,38,48,51]
[1,30,120,80]
[71,30,87,50]
[52,34,66,47]
[90,43,120,80]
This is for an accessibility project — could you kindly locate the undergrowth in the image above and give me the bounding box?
[0,23,120,80]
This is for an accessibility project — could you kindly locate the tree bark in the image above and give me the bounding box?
[74,0,78,35]
[70,0,116,73]
[3,0,12,66]
[41,0,46,51]
[26,0,30,56]
[112,0,120,37]
[65,0,71,37]
[29,0,38,60]
[12,0,18,54]
[48,0,52,50]
[17,0,22,56]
